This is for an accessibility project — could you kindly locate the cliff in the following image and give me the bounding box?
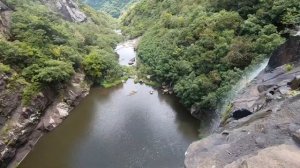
[41,0,87,22]
[0,72,90,168]
[185,36,300,168]
[0,0,91,167]
[0,1,11,38]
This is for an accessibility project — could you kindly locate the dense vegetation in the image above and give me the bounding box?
[122,0,300,113]
[83,0,139,18]
[0,0,122,104]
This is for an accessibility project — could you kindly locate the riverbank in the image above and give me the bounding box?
[18,40,200,168]
[1,33,139,167]
[0,0,122,167]
[3,73,90,168]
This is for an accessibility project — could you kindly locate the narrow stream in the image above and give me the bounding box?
[19,40,200,168]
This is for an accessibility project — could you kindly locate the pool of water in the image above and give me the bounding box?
[19,40,200,168]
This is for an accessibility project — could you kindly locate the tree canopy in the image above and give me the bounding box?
[0,0,122,104]
[121,0,299,113]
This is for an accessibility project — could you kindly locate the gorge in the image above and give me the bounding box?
[18,37,200,168]
[0,0,299,168]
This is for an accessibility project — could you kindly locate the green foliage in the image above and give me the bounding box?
[121,0,295,113]
[285,64,294,72]
[84,0,139,18]
[221,103,233,125]
[22,83,41,105]
[0,63,11,74]
[1,0,122,102]
[83,49,122,84]
[23,60,75,84]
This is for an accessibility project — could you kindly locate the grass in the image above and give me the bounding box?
[284,63,294,72]
[220,103,233,125]
[101,79,124,88]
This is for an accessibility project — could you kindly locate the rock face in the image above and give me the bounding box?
[0,1,12,38]
[185,37,300,168]
[0,73,90,168]
[0,1,90,167]
[267,36,300,70]
[41,0,87,22]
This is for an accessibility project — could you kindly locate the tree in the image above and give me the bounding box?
[83,49,122,83]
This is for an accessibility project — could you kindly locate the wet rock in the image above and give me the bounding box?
[43,116,56,132]
[185,37,300,168]
[267,36,300,70]
[0,147,16,164]
[232,109,252,120]
[190,105,202,119]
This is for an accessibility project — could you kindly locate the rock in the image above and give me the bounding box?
[232,109,252,120]
[44,117,56,131]
[288,76,300,90]
[185,36,300,168]
[128,57,135,65]
[255,137,266,148]
[224,145,300,168]
[130,57,135,62]
[162,89,169,94]
[267,36,300,70]
[57,102,69,118]
[221,131,230,136]
[42,0,87,22]
[257,84,274,93]
[288,123,300,133]
[291,129,300,143]
[128,62,134,65]
[278,86,290,95]
[0,1,9,11]
[0,147,16,162]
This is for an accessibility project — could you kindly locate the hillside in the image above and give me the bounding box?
[121,0,300,118]
[83,0,139,17]
[0,0,122,167]
[185,35,300,168]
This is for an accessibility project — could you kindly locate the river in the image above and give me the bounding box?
[19,40,200,168]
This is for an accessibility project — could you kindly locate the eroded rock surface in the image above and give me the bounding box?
[41,0,87,22]
[0,1,12,38]
[185,37,300,168]
[0,73,90,168]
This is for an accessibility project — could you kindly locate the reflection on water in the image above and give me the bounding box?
[20,38,200,168]
[115,39,138,66]
[19,80,199,168]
